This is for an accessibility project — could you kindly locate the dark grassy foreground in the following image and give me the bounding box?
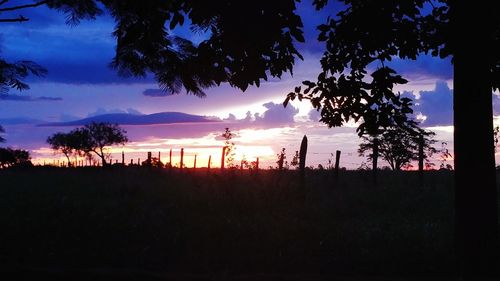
[0,167,498,280]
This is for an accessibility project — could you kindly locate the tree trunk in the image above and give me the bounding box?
[98,148,107,166]
[452,2,499,278]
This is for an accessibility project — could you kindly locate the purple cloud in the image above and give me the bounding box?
[0,94,62,102]
[411,81,453,126]
[254,102,299,125]
[308,109,321,122]
[87,108,143,117]
[143,89,174,97]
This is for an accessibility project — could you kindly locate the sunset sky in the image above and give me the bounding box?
[1,1,497,169]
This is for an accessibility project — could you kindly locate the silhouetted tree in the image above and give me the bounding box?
[276,148,286,170]
[78,122,128,166]
[47,132,79,166]
[222,128,236,168]
[0,147,31,168]
[290,150,299,169]
[438,142,453,170]
[286,1,500,277]
[359,127,436,171]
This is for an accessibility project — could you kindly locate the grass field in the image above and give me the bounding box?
[0,167,498,280]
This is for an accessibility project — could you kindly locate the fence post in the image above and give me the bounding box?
[256,157,259,171]
[180,148,184,170]
[194,154,197,169]
[334,150,341,179]
[372,137,379,185]
[208,155,211,170]
[122,151,125,165]
[299,135,308,185]
[138,158,140,166]
[221,146,226,170]
[169,148,172,168]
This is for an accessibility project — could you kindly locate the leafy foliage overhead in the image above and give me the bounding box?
[286,0,499,133]
[1,0,304,96]
[0,59,47,94]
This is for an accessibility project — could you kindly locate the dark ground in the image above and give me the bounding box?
[0,167,498,280]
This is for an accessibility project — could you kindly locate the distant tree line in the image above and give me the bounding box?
[0,125,32,168]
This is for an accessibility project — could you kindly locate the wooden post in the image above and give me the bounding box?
[169,148,172,168]
[147,152,152,166]
[334,150,341,179]
[138,158,140,166]
[418,134,424,185]
[208,155,212,170]
[158,151,161,163]
[180,148,184,169]
[122,151,125,165]
[130,159,133,165]
[221,146,226,170]
[299,135,308,184]
[194,154,197,169]
[297,135,308,202]
[256,157,259,170]
[372,137,379,185]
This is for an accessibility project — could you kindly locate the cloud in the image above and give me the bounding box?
[143,88,174,97]
[40,112,217,126]
[0,117,44,125]
[87,108,143,117]
[410,81,453,126]
[308,109,321,122]
[493,94,500,116]
[389,55,453,81]
[0,94,62,102]
[221,102,300,128]
[254,102,299,125]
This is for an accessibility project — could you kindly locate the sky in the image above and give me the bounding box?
[1,0,496,169]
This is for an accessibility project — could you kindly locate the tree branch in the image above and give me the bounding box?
[0,1,47,12]
[0,16,28,22]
